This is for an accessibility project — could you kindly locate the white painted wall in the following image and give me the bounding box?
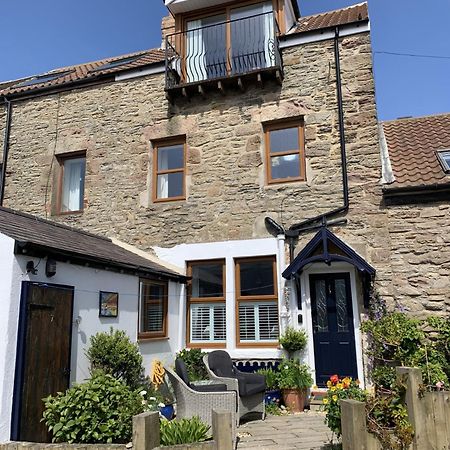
[154,237,287,360]
[0,246,182,442]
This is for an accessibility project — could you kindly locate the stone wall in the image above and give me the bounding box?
[0,31,448,315]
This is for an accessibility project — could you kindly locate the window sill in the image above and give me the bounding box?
[153,196,186,204]
[236,342,280,349]
[187,343,226,349]
[55,209,84,216]
[138,335,169,342]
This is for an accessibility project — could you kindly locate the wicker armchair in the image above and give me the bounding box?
[203,352,266,422]
[165,367,238,440]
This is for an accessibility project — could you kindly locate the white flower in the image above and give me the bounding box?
[139,390,147,396]
[141,400,148,405]
[158,402,166,408]
[149,396,156,401]
[284,366,289,370]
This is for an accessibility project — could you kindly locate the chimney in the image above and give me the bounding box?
[161,14,176,48]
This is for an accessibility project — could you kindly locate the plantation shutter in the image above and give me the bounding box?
[147,302,164,332]
[239,302,278,342]
[258,303,279,340]
[190,303,226,342]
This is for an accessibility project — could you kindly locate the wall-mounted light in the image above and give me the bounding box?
[46,259,57,277]
[26,261,37,275]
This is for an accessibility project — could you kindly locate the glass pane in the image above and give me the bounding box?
[239,304,256,341]
[313,279,328,333]
[62,157,85,212]
[230,2,272,73]
[269,127,299,153]
[270,154,300,180]
[157,172,184,199]
[335,279,350,333]
[190,304,211,341]
[141,283,165,333]
[191,263,223,298]
[239,259,274,296]
[213,304,226,341]
[258,302,279,341]
[157,145,184,171]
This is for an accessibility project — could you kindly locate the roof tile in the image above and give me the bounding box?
[382,113,450,189]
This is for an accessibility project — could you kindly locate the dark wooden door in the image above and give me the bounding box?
[310,273,358,387]
[18,283,74,442]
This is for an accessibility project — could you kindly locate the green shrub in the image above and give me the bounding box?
[160,416,210,446]
[278,358,313,390]
[42,371,143,443]
[86,328,144,389]
[279,327,308,355]
[257,368,279,390]
[176,348,208,381]
[265,402,283,416]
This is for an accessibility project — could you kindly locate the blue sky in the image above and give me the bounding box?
[1,0,449,120]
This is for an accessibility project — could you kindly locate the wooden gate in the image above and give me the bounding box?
[13,282,74,442]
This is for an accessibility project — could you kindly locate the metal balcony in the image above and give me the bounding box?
[165,11,283,97]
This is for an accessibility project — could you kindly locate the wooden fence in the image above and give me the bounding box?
[341,367,450,450]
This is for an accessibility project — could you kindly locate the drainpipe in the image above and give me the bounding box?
[289,26,349,233]
[0,97,12,206]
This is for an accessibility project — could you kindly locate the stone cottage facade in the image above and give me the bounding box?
[0,0,449,397]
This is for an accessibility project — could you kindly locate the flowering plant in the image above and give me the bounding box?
[322,375,367,437]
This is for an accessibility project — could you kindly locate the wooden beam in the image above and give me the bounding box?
[218,81,226,95]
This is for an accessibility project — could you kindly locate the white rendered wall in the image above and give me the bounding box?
[154,237,287,360]
[0,234,20,443]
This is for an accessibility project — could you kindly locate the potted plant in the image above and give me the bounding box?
[278,358,313,413]
[257,367,281,405]
[279,327,308,358]
[151,359,175,419]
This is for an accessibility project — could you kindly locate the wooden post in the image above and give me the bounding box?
[212,410,233,450]
[341,399,368,450]
[396,367,429,450]
[133,411,160,450]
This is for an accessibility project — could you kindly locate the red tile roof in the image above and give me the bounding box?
[382,114,450,189]
[0,3,369,98]
[295,2,368,34]
[0,48,165,97]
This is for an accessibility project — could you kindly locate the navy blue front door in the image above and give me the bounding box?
[310,273,358,387]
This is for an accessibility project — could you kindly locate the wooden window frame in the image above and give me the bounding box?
[138,279,169,340]
[178,0,284,81]
[56,151,86,215]
[186,259,226,348]
[152,137,186,203]
[264,119,306,185]
[235,256,279,348]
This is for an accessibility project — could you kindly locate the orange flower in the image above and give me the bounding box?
[342,377,351,389]
[330,374,339,385]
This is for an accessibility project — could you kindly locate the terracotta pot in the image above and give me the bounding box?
[282,388,307,412]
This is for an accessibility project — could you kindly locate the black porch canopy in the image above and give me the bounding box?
[282,227,376,279]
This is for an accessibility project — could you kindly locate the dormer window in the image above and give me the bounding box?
[165,1,284,94]
[437,150,450,173]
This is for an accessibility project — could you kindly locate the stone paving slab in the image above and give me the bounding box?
[237,412,339,450]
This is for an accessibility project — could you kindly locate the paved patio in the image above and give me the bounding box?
[237,412,338,450]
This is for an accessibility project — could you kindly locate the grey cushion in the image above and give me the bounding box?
[175,358,192,388]
[192,383,228,392]
[208,350,235,378]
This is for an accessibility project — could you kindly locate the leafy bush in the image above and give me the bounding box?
[257,368,279,390]
[278,358,313,390]
[279,327,308,355]
[86,328,144,389]
[43,371,143,443]
[361,312,449,388]
[160,416,210,446]
[265,402,283,416]
[176,348,208,381]
[322,375,367,437]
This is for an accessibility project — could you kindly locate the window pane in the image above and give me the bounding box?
[313,279,328,333]
[239,259,275,296]
[190,303,226,342]
[258,303,279,340]
[62,157,85,212]
[239,304,256,341]
[157,172,184,199]
[157,145,184,171]
[335,279,349,333]
[141,283,166,333]
[269,127,299,153]
[191,263,223,298]
[270,154,300,180]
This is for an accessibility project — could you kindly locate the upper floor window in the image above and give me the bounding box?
[139,279,168,339]
[235,256,279,346]
[187,260,226,347]
[264,120,305,184]
[58,152,86,213]
[437,150,450,173]
[153,138,186,202]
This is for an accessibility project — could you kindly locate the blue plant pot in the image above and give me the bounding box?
[265,389,282,405]
[160,404,175,420]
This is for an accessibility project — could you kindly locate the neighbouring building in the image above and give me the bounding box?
[0,0,449,442]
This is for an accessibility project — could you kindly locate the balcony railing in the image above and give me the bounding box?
[165,11,283,91]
